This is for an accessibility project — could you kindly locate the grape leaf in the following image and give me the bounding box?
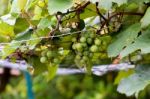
[14,18,29,33]
[48,0,73,15]
[47,64,58,81]
[38,17,52,29]
[120,27,150,58]
[99,0,127,10]
[107,23,141,57]
[141,7,150,29]
[0,21,14,37]
[2,41,21,59]
[117,65,150,97]
[129,0,150,4]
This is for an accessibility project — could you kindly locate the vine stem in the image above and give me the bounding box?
[97,12,144,33]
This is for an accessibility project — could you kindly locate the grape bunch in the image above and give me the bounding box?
[71,32,111,68]
[40,49,62,66]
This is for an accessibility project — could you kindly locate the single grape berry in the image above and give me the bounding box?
[47,51,53,58]
[40,56,47,63]
[75,43,83,52]
[41,51,47,56]
[90,45,99,52]
[90,33,95,38]
[80,37,86,43]
[83,51,89,56]
[81,42,87,48]
[87,38,93,45]
[72,37,77,42]
[38,0,45,8]
[82,56,88,61]
[75,55,81,60]
[53,58,61,64]
[94,39,101,46]
[72,43,76,50]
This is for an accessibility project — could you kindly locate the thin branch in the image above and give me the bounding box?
[95,2,107,21]
[97,12,144,34]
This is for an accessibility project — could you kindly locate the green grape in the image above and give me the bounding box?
[89,52,93,57]
[40,56,47,63]
[53,58,61,64]
[100,53,107,58]
[72,43,76,50]
[38,0,45,8]
[72,37,77,42]
[90,45,99,52]
[75,55,81,60]
[75,43,83,52]
[94,39,101,46]
[82,56,88,61]
[102,41,107,46]
[90,33,95,38]
[41,51,47,56]
[80,59,85,65]
[47,51,53,58]
[81,42,87,48]
[83,51,89,56]
[87,38,93,45]
[80,37,86,43]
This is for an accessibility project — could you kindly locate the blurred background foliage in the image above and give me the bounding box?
[0,73,150,99]
[1,0,150,99]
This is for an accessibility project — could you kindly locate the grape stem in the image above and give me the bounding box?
[97,12,144,34]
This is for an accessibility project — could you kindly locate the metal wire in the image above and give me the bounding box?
[0,29,96,46]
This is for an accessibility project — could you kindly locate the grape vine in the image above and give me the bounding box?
[1,0,150,97]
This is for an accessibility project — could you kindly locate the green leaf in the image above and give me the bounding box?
[17,0,28,11]
[120,27,150,58]
[114,70,134,84]
[2,41,21,59]
[10,0,20,14]
[107,23,141,57]
[32,5,42,20]
[80,4,97,19]
[141,7,150,28]
[38,17,52,29]
[117,65,150,97]
[99,0,127,10]
[28,56,47,75]
[113,0,127,6]
[0,21,14,37]
[48,0,73,15]
[14,18,29,33]
[15,29,33,41]
[47,64,58,81]
[129,0,150,4]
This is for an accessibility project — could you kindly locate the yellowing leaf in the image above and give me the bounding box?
[17,0,27,11]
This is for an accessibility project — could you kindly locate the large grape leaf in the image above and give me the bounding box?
[141,7,150,29]
[107,23,141,57]
[117,65,150,97]
[120,27,150,58]
[48,0,73,15]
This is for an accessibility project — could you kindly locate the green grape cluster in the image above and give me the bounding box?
[71,32,111,67]
[40,49,62,66]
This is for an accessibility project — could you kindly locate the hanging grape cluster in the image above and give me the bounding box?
[40,48,63,66]
[71,32,111,68]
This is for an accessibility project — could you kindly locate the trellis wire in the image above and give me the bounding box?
[0,60,135,76]
[0,29,96,46]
